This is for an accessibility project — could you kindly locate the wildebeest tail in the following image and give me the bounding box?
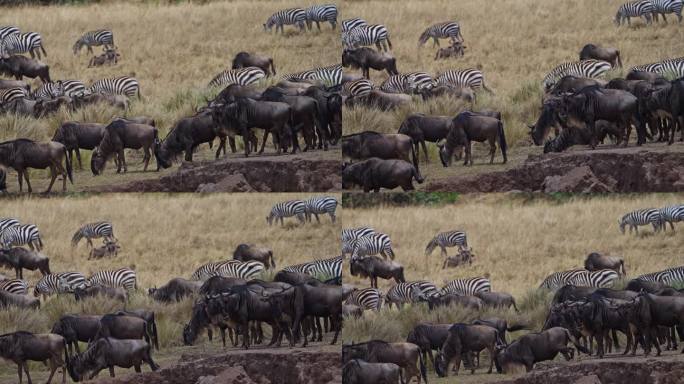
[565,328,589,354]
[270,58,276,76]
[63,146,74,184]
[418,349,428,384]
[151,315,159,350]
[616,50,623,68]
[409,138,421,177]
[497,120,508,163]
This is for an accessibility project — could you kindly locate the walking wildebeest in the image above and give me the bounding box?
[231,52,276,77]
[398,114,452,163]
[342,158,424,192]
[342,359,402,384]
[0,55,50,83]
[51,314,102,355]
[0,331,66,384]
[233,244,275,269]
[148,277,202,302]
[91,119,157,175]
[343,340,427,384]
[302,85,343,145]
[579,44,622,68]
[67,338,159,381]
[52,122,105,169]
[342,132,420,173]
[438,111,508,166]
[435,323,500,376]
[350,256,405,288]
[0,247,50,279]
[0,139,73,193]
[584,252,626,276]
[342,48,399,79]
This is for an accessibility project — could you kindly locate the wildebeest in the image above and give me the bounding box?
[343,340,427,384]
[442,247,475,269]
[435,323,500,376]
[302,85,343,145]
[419,292,484,311]
[51,314,102,355]
[438,111,507,166]
[51,122,105,169]
[579,44,622,68]
[620,293,684,355]
[67,338,159,381]
[233,244,275,269]
[345,89,411,111]
[0,331,66,384]
[148,277,202,302]
[0,55,51,82]
[642,79,684,144]
[113,309,159,351]
[260,87,324,151]
[91,119,157,175]
[626,70,665,82]
[0,139,73,193]
[398,114,452,163]
[232,52,276,77]
[547,75,606,96]
[343,158,423,192]
[342,359,402,384]
[343,132,419,172]
[584,252,626,277]
[198,276,247,295]
[0,289,40,309]
[472,317,526,345]
[434,42,466,60]
[475,291,519,311]
[0,247,50,279]
[350,256,405,288]
[93,314,151,346]
[74,285,127,302]
[71,92,128,110]
[342,48,399,79]
[154,111,226,168]
[292,283,343,347]
[88,47,120,67]
[407,323,452,369]
[88,241,120,259]
[0,79,29,91]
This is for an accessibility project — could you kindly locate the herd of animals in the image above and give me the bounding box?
[341,203,684,383]
[0,195,345,383]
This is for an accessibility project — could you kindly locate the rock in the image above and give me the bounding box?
[542,166,614,193]
[572,375,601,384]
[195,366,258,384]
[196,173,255,192]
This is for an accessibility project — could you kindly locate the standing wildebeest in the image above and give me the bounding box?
[350,256,405,288]
[0,79,29,91]
[438,111,507,167]
[0,247,50,279]
[91,119,157,175]
[547,75,606,96]
[154,111,226,168]
[342,132,420,175]
[74,285,127,302]
[342,48,398,79]
[52,122,105,169]
[343,340,427,384]
[418,85,475,105]
[435,323,500,376]
[302,85,342,145]
[621,293,684,355]
[343,359,402,384]
[342,158,424,192]
[584,252,626,277]
[407,323,452,369]
[0,139,73,193]
[292,283,343,347]
[579,44,622,68]
[232,52,276,77]
[0,55,50,83]
[475,291,519,311]
[0,331,66,384]
[398,114,452,163]
[345,89,411,111]
[0,289,40,309]
[642,78,684,144]
[113,309,159,351]
[51,314,102,355]
[233,244,275,269]
[260,87,324,151]
[71,92,128,110]
[93,314,151,346]
[148,277,202,302]
[67,338,159,381]
[472,317,526,345]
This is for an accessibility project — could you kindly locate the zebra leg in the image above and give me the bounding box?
[314,213,320,223]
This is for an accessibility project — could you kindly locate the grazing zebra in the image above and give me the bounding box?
[651,0,684,22]
[614,0,656,25]
[441,276,491,295]
[208,66,266,88]
[342,24,392,52]
[661,266,684,284]
[34,272,87,297]
[0,87,28,105]
[342,226,376,255]
[619,208,663,234]
[263,8,307,33]
[281,64,342,86]
[0,224,43,251]
[350,233,395,260]
[567,270,620,288]
[435,68,494,93]
[425,230,468,258]
[0,26,19,40]
[32,81,64,100]
[73,29,115,55]
[342,78,374,97]
[217,260,265,279]
[283,255,342,280]
[71,221,117,248]
[304,196,338,223]
[0,279,29,295]
[418,21,463,47]
[385,281,439,308]
[539,269,588,290]
[341,18,368,32]
[542,60,612,91]
[0,218,19,233]
[346,287,383,310]
[60,80,87,98]
[266,200,306,226]
[85,267,136,290]
[659,204,684,231]
[380,72,434,94]
[191,260,237,280]
[89,76,140,98]
[305,4,338,30]
[0,32,47,60]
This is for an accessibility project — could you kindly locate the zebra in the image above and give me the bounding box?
[281,64,342,87]
[345,287,383,311]
[32,81,64,100]
[0,32,47,59]
[0,224,43,251]
[567,270,620,288]
[425,230,468,258]
[441,276,491,295]
[208,67,266,88]
[342,226,375,255]
[61,80,87,98]
[266,200,306,226]
[71,221,117,248]
[263,8,307,33]
[216,260,265,279]
[342,78,374,97]
[539,269,587,290]
[418,21,463,47]
[380,72,434,94]
[73,29,115,55]
[191,260,238,280]
[0,278,29,295]
[341,18,367,33]
[651,0,684,22]
[0,218,19,233]
[283,255,342,280]
[350,233,395,260]
[385,281,439,309]
[85,267,136,290]
[619,208,663,234]
[89,76,140,98]
[304,196,338,223]
[0,26,19,40]
[435,68,494,93]
[615,1,655,26]
[661,266,684,284]
[542,60,612,91]
[0,87,28,106]
[658,57,684,78]
[304,4,338,30]
[630,61,663,73]
[34,272,87,297]
[636,269,671,282]
[659,204,684,231]
[342,24,392,52]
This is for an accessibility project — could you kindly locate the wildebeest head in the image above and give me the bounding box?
[153,138,172,169]
[90,147,106,175]
[529,100,561,145]
[342,342,368,363]
[67,339,104,382]
[437,142,452,167]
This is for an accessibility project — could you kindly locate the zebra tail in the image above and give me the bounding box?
[386,36,393,49]
[425,238,436,256]
[270,59,276,76]
[620,260,627,277]
[64,146,74,184]
[497,120,508,163]
[41,45,47,57]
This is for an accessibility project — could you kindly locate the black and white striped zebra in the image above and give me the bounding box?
[264,8,307,33]
[341,18,367,33]
[658,57,684,78]
[615,0,655,26]
[350,233,395,260]
[32,81,64,100]
[345,287,382,311]
[0,32,47,59]
[567,270,620,288]
[436,68,494,93]
[191,261,235,280]
[342,78,374,97]
[0,278,29,295]
[630,62,663,73]
[282,64,342,87]
[342,226,375,255]
[60,80,86,98]
[659,204,684,231]
[208,67,266,88]
[651,0,684,23]
[216,260,265,279]
[342,24,392,52]
[539,269,587,290]
[89,76,140,98]
[71,221,116,248]
[0,87,29,106]
[34,272,87,297]
[661,266,684,284]
[380,72,434,94]
[305,4,338,30]
[418,21,463,47]
[266,200,306,226]
[0,26,19,40]
[0,224,43,251]
[0,218,19,233]
[441,276,491,295]
[385,281,439,309]
[85,267,136,290]
[542,60,612,91]
[283,255,342,280]
[619,208,663,234]
[636,270,670,282]
[73,29,115,55]
[425,230,468,258]
[304,196,338,223]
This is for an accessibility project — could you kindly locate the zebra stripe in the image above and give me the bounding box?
[61,80,87,98]
[435,68,493,92]
[350,233,395,260]
[86,267,136,290]
[283,255,342,279]
[191,260,237,281]
[0,224,42,251]
[264,8,307,33]
[651,0,683,22]
[345,287,382,310]
[0,32,46,59]
[305,4,338,30]
[342,226,375,255]
[386,281,439,307]
[342,24,392,52]
[659,204,684,231]
[425,230,468,257]
[0,26,19,40]
[567,270,620,288]
[0,87,28,105]
[441,276,491,295]
[0,218,19,233]
[89,76,140,98]
[34,272,86,296]
[73,30,114,54]
[208,66,266,88]
[661,266,684,284]
[281,64,342,86]
[659,57,684,78]
[0,279,28,295]
[380,72,434,94]
[266,200,306,226]
[217,260,265,279]
[418,21,463,46]
[630,62,663,73]
[619,208,662,234]
[636,270,671,282]
[540,269,587,290]
[341,18,367,32]
[32,82,64,100]
[71,222,116,247]
[342,78,374,97]
[543,60,612,91]
[615,0,656,25]
[304,196,338,223]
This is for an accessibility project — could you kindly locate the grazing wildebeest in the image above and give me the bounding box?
[472,317,526,345]
[71,92,128,110]
[67,338,159,381]
[0,289,40,309]
[475,291,519,311]
[350,256,405,288]
[345,89,411,111]
[88,47,120,67]
[343,340,427,384]
[529,99,563,145]
[88,241,120,259]
[438,111,507,166]
[342,132,419,173]
[407,323,452,369]
[626,279,674,295]
[0,247,50,279]
[434,42,466,60]
[342,359,402,384]
[419,292,484,311]
[435,323,500,376]
[148,277,202,302]
[74,285,127,302]
[442,247,475,269]
[0,168,6,194]
[418,84,475,104]
[0,331,66,384]
[233,244,275,269]
[154,111,227,168]
[232,52,276,77]
[0,55,50,82]
[584,252,626,276]
[342,158,424,192]
[547,75,605,96]
[0,139,73,193]
[579,44,622,68]
[398,114,452,163]
[342,48,399,79]
[51,314,102,355]
[91,119,157,175]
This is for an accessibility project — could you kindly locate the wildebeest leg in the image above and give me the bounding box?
[142,146,151,171]
[109,365,115,377]
[220,326,226,348]
[23,170,32,194]
[135,364,141,373]
[242,322,250,349]
[420,140,429,163]
[258,130,270,155]
[43,164,58,193]
[17,169,23,193]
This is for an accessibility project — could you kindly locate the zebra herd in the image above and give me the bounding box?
[266,196,338,226]
[615,0,683,26]
[619,205,684,234]
[264,4,338,33]
[209,63,342,88]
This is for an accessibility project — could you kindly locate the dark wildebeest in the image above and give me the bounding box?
[51,314,102,355]
[435,323,501,376]
[67,338,159,381]
[154,110,228,168]
[88,241,120,260]
[626,70,666,82]
[260,87,323,151]
[350,256,405,288]
[74,285,127,302]
[345,89,411,111]
[342,132,420,174]
[642,79,684,144]
[0,247,50,279]
[417,84,475,104]
[547,75,605,96]
[442,247,475,269]
[550,285,598,306]
[148,277,202,302]
[438,111,507,166]
[620,293,684,355]
[342,158,424,192]
[88,47,120,67]
[434,42,466,60]
[584,252,626,277]
[292,283,343,347]
[233,244,275,269]
[342,48,398,79]
[0,55,51,82]
[419,292,484,311]
[494,327,588,373]
[198,276,247,295]
[472,317,526,345]
[183,297,233,348]
[273,270,321,286]
[407,323,452,369]
[0,289,40,309]
[579,44,622,68]
[51,122,105,169]
[302,85,342,145]
[93,314,151,347]
[475,291,519,311]
[0,168,6,194]
[113,309,159,351]
[398,114,452,163]
[0,139,73,193]
[231,52,276,77]
[71,92,128,110]
[625,279,677,295]
[90,119,157,175]
[529,99,563,145]
[342,359,402,384]
[343,340,427,384]
[0,331,66,384]
[212,84,263,105]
